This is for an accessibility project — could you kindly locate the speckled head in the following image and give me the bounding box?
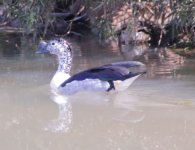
[37,38,73,73]
[46,38,72,56]
[37,38,72,56]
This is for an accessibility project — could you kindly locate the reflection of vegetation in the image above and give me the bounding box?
[0,0,195,48]
[0,34,21,57]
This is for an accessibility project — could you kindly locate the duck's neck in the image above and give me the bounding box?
[50,53,72,92]
[57,54,72,74]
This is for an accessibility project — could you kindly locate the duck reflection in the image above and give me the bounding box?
[44,94,72,133]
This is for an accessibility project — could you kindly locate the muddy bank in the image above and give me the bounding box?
[172,48,195,58]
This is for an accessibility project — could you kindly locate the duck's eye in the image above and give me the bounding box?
[51,42,55,45]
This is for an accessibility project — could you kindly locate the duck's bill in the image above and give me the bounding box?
[36,41,49,54]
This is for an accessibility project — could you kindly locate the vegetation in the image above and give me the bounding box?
[0,0,195,50]
[1,0,54,36]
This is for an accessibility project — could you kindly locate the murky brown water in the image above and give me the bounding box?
[0,34,195,150]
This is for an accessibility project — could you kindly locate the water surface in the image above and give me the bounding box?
[0,34,195,150]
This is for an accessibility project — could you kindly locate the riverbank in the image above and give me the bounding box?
[170,42,195,58]
[172,48,195,58]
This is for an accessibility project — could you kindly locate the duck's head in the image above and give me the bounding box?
[36,38,72,57]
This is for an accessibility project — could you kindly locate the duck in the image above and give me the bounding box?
[36,38,146,95]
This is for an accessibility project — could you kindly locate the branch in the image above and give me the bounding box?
[50,12,72,18]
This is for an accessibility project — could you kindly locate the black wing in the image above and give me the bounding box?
[60,61,146,87]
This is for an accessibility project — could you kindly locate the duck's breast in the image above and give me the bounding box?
[50,72,70,92]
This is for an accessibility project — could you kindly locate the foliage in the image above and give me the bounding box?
[173,0,195,40]
[127,0,195,46]
[3,0,54,35]
[1,0,195,46]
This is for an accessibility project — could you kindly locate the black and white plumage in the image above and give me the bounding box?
[37,38,146,95]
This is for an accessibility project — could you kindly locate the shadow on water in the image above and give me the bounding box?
[0,34,195,149]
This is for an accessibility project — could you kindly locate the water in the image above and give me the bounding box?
[0,34,195,150]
